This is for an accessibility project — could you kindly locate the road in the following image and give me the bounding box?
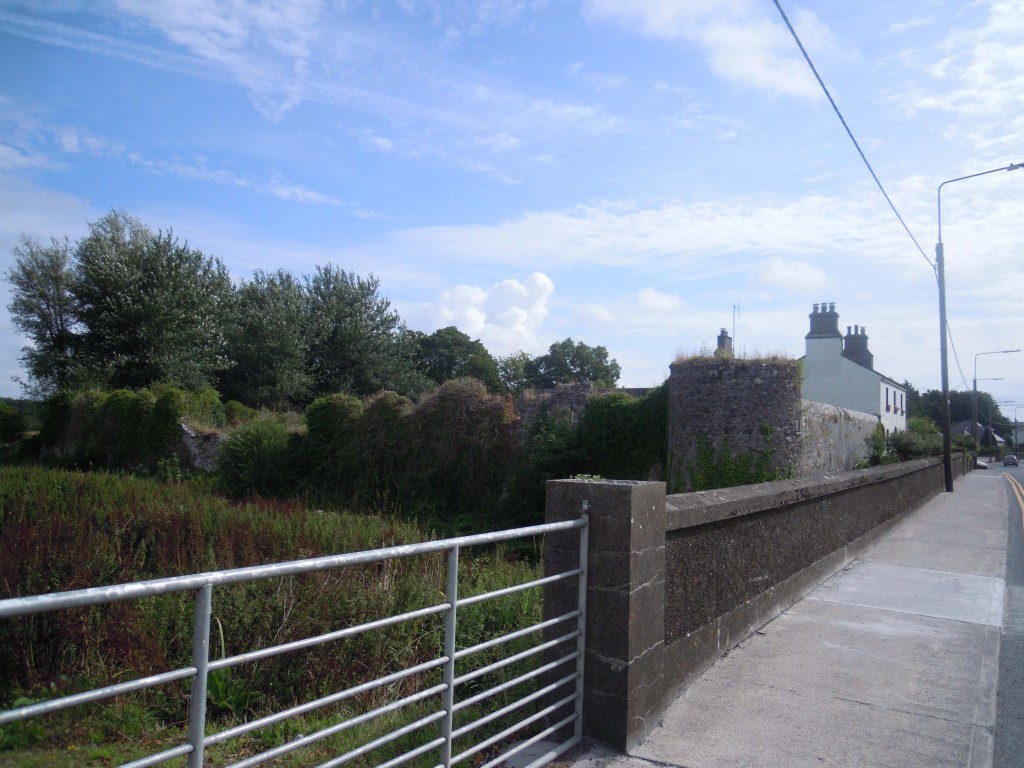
[995,461,1024,766]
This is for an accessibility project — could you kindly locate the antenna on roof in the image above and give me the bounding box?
[732,301,740,346]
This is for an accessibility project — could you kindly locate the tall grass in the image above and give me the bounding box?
[0,466,547,765]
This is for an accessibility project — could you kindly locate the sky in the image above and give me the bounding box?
[1,0,1022,413]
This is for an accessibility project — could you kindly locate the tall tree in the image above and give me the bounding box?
[222,269,312,408]
[74,210,234,390]
[4,236,79,395]
[526,338,621,388]
[497,351,533,396]
[305,264,428,397]
[414,326,501,392]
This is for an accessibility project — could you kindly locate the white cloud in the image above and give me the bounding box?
[374,190,928,279]
[894,0,1024,151]
[755,257,828,293]
[352,128,396,154]
[0,143,59,171]
[477,132,521,152]
[567,60,628,90]
[581,0,824,99]
[421,273,555,355]
[112,0,327,119]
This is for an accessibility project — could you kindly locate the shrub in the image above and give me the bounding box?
[98,388,156,467]
[401,379,518,530]
[888,416,943,461]
[150,388,187,458]
[577,385,667,480]
[225,400,256,427]
[302,393,364,501]
[499,408,579,526]
[185,385,227,430]
[217,419,292,497]
[0,401,26,442]
[38,390,74,447]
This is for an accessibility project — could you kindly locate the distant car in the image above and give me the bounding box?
[976,460,989,469]
[1004,455,1018,467]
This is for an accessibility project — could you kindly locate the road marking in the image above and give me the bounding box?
[1002,472,1024,533]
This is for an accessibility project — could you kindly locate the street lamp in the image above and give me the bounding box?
[1015,406,1024,451]
[935,161,1023,491]
[973,350,1020,444]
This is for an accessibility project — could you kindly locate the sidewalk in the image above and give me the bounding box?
[571,469,1009,768]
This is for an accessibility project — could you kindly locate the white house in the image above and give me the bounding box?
[800,303,907,434]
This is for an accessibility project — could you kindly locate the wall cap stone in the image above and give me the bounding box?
[666,457,947,530]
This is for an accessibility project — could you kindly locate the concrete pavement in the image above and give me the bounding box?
[570,469,1011,768]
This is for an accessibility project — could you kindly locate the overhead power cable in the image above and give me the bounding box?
[771,0,935,272]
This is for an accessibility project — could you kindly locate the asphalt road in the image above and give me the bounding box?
[994,462,1024,766]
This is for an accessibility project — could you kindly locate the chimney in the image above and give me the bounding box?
[806,302,841,339]
[716,327,733,357]
[842,323,874,370]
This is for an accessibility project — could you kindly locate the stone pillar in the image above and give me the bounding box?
[543,478,667,752]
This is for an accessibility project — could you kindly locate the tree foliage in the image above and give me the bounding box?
[497,351,532,396]
[525,338,621,388]
[305,265,428,398]
[6,211,625,413]
[222,269,312,408]
[919,387,1011,442]
[74,211,234,390]
[414,326,501,392]
[4,236,79,395]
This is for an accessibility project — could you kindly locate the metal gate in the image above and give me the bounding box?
[0,516,588,768]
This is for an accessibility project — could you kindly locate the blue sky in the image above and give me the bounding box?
[1,0,1022,409]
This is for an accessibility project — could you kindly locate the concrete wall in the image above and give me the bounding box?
[543,454,971,752]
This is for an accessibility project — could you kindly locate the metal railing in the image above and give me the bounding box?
[0,516,589,768]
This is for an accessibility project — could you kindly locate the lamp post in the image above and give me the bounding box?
[936,161,1023,491]
[973,350,1020,444]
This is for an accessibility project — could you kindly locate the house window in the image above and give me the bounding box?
[885,386,890,412]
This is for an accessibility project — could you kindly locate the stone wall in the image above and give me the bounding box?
[799,400,877,475]
[667,358,802,491]
[543,454,971,751]
[514,383,652,438]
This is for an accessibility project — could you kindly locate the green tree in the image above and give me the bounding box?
[4,236,79,395]
[497,351,533,396]
[414,326,501,392]
[901,380,925,419]
[525,338,621,388]
[74,211,234,390]
[920,388,1011,443]
[305,265,428,397]
[222,269,312,408]
[0,400,26,442]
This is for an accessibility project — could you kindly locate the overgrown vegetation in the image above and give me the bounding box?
[859,416,948,467]
[683,430,788,492]
[5,210,621,404]
[0,466,546,765]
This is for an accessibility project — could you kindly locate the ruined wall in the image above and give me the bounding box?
[667,358,802,491]
[514,383,651,437]
[799,400,876,475]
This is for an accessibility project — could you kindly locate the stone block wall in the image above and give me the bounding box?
[799,400,877,475]
[667,358,802,491]
[544,455,969,752]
